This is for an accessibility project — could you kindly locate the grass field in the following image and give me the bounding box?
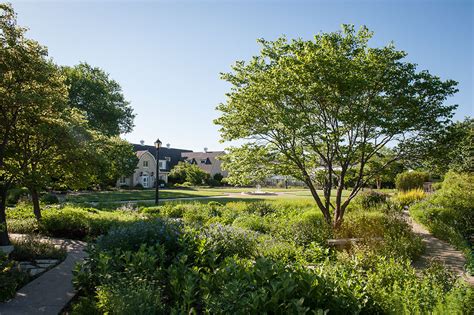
[65,189,224,203]
[64,187,395,204]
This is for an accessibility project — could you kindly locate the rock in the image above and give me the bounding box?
[18,263,36,271]
[36,263,55,268]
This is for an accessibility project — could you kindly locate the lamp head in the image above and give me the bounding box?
[154,138,162,149]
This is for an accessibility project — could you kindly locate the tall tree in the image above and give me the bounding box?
[0,3,68,244]
[215,25,457,228]
[63,63,135,136]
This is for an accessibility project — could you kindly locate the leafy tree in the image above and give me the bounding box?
[169,162,210,186]
[220,144,274,186]
[412,118,473,174]
[215,25,457,227]
[0,4,72,244]
[395,171,429,192]
[63,63,135,136]
[91,136,139,188]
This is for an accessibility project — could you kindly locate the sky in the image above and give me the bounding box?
[10,0,474,151]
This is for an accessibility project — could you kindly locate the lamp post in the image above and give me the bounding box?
[154,138,162,205]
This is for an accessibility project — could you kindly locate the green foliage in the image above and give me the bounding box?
[6,206,142,239]
[215,24,458,227]
[395,188,426,208]
[0,252,29,302]
[40,193,59,205]
[169,162,210,186]
[10,235,66,261]
[395,171,429,191]
[410,172,473,273]
[63,62,135,136]
[6,188,29,206]
[354,190,389,209]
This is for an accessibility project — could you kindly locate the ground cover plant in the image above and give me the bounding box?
[70,197,473,314]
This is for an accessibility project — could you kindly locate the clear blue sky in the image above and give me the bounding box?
[11,0,473,151]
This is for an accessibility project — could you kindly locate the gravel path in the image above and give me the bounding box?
[404,211,474,286]
[0,235,87,315]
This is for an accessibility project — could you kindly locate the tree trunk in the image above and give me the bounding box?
[0,185,10,246]
[376,178,382,190]
[30,188,42,221]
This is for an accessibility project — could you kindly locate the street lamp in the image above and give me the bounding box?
[154,138,162,205]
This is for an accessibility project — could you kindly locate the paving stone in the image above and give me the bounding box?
[35,259,59,264]
[36,263,55,269]
[18,263,36,271]
[28,268,46,277]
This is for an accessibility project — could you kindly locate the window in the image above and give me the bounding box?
[119,177,126,184]
[165,156,171,161]
[159,160,166,170]
[143,161,149,167]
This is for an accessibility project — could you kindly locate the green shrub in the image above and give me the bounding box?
[354,190,388,209]
[202,224,259,259]
[0,252,29,302]
[395,171,429,191]
[245,201,276,216]
[395,188,426,208]
[287,211,331,246]
[40,193,59,204]
[232,214,269,233]
[6,187,29,206]
[10,236,67,261]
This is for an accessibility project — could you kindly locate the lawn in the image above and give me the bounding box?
[64,189,224,203]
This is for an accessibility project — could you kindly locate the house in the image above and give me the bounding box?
[181,149,227,177]
[117,141,192,188]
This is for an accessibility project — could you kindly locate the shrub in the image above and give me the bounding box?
[40,193,59,204]
[395,171,429,191]
[10,235,67,261]
[0,252,29,302]
[355,190,388,209]
[6,187,29,206]
[134,183,143,189]
[232,214,269,233]
[395,189,426,208]
[244,201,276,216]
[287,211,331,246]
[201,224,259,259]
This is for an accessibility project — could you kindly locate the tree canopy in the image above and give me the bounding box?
[64,63,135,136]
[215,25,458,227]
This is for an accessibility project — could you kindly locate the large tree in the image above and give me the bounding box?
[63,63,135,136]
[215,25,457,228]
[0,3,71,244]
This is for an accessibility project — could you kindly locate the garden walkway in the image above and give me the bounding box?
[0,234,87,315]
[404,211,474,286]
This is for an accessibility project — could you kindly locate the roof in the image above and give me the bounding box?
[132,143,193,171]
[181,151,227,175]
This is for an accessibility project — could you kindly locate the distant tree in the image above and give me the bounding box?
[215,25,457,228]
[411,118,473,174]
[63,63,135,136]
[366,148,405,189]
[92,136,139,188]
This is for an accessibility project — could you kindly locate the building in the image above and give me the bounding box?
[181,149,227,177]
[117,141,192,188]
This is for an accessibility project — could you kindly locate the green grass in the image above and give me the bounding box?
[65,189,223,203]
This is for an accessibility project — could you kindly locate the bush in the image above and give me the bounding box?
[244,201,276,216]
[6,187,29,206]
[0,252,29,302]
[201,224,259,259]
[40,193,59,204]
[395,171,429,191]
[395,189,426,208]
[10,235,67,261]
[355,190,388,209]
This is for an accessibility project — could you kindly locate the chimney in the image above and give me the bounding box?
[140,140,145,145]
[166,143,171,149]
[204,147,208,153]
